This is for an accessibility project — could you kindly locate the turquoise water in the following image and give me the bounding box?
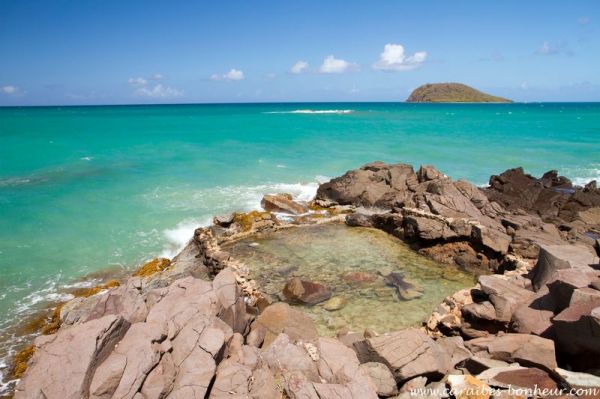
[0,102,599,386]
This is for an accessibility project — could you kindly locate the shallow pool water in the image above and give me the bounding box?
[224,223,476,335]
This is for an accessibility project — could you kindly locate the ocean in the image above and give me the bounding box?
[0,102,599,388]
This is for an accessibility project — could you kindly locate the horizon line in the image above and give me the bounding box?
[2,100,600,108]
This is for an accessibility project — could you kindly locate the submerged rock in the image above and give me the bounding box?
[282,277,332,305]
[382,271,423,300]
[323,296,346,311]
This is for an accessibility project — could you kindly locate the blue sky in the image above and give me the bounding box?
[0,0,598,105]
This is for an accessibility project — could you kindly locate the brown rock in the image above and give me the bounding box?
[14,315,129,399]
[261,193,309,215]
[283,277,332,305]
[530,244,599,291]
[436,336,472,368]
[249,302,318,348]
[90,321,167,399]
[344,271,378,285]
[478,275,535,323]
[552,298,600,356]
[364,328,451,383]
[465,333,557,371]
[471,225,511,255]
[486,367,558,392]
[359,362,398,397]
[510,292,556,337]
[315,162,417,208]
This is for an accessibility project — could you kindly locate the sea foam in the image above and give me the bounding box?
[264,109,353,114]
[157,179,322,258]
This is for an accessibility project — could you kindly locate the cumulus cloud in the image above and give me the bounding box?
[128,74,181,98]
[1,85,19,94]
[373,43,427,71]
[211,69,245,81]
[128,77,148,86]
[536,41,572,56]
[319,55,356,74]
[290,60,308,74]
[135,83,182,98]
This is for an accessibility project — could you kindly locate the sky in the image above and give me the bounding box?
[0,0,599,105]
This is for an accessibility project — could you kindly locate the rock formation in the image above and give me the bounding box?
[10,161,600,399]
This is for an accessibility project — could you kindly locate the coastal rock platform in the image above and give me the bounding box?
[10,162,600,398]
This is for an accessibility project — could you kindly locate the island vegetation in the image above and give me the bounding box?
[407,82,512,103]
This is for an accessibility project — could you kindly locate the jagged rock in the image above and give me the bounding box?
[261,193,309,215]
[552,298,600,356]
[213,212,235,226]
[471,225,511,255]
[262,334,320,381]
[14,315,129,399]
[84,279,149,324]
[547,268,597,312]
[346,212,375,227]
[315,162,417,208]
[418,165,446,182]
[359,362,398,397]
[140,352,176,399]
[90,321,167,399]
[317,337,379,398]
[510,291,556,337]
[477,275,535,323]
[364,328,451,383]
[282,277,332,305]
[404,215,457,241]
[248,302,318,348]
[483,167,600,224]
[465,333,557,371]
[213,267,248,334]
[530,244,599,290]
[436,336,472,368]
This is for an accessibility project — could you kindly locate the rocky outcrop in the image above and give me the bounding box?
[12,161,600,399]
[261,193,309,215]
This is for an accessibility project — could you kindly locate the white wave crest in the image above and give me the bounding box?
[264,109,353,114]
[155,179,323,258]
[160,217,212,259]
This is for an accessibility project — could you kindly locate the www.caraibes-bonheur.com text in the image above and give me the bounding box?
[410,385,600,397]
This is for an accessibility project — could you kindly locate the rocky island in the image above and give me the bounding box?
[8,162,600,399]
[407,83,512,103]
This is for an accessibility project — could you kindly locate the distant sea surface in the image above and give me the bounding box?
[0,102,599,388]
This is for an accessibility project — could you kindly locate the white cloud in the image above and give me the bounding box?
[520,81,529,90]
[135,84,182,98]
[536,41,572,56]
[1,85,19,94]
[128,77,148,86]
[211,69,245,81]
[151,73,164,80]
[290,60,308,74]
[373,43,427,71]
[319,55,356,74]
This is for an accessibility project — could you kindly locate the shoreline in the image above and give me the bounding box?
[1,162,600,399]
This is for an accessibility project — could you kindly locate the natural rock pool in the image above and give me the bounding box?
[224,223,476,335]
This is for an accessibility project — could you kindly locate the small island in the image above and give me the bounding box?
[407,82,512,103]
